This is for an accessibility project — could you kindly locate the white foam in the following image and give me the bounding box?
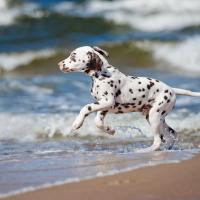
[135,37,200,74]
[151,37,200,73]
[0,49,56,71]
[81,0,200,32]
[0,111,199,142]
[2,0,200,32]
[0,0,44,26]
[52,2,77,13]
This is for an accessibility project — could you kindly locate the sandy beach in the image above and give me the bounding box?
[3,152,200,200]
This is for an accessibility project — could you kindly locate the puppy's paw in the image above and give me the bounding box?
[71,117,84,131]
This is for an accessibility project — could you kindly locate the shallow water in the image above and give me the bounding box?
[0,69,200,196]
[0,147,198,198]
[0,0,200,197]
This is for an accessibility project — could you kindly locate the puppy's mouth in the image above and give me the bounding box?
[58,64,73,73]
[61,67,75,73]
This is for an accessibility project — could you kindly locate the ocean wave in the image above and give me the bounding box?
[52,0,200,32]
[141,37,200,74]
[2,0,200,32]
[0,0,44,26]
[1,37,200,74]
[0,111,199,142]
[0,49,56,71]
[130,36,200,74]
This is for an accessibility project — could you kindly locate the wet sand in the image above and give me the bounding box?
[3,152,200,200]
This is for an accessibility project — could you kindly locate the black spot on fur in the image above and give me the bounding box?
[138,101,142,105]
[94,73,99,78]
[116,89,121,97]
[118,80,121,84]
[104,91,108,95]
[132,98,137,101]
[101,110,108,116]
[164,90,169,93]
[114,102,119,108]
[131,76,137,79]
[88,106,92,111]
[157,109,160,112]
[142,95,145,98]
[94,102,99,104]
[148,99,154,102]
[138,89,142,92]
[164,96,168,100]
[161,111,166,115]
[149,82,155,87]
[129,88,133,94]
[146,114,149,121]
[167,99,170,103]
[138,82,141,84]
[124,105,129,108]
[157,89,159,92]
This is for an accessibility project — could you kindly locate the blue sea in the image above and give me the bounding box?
[0,0,200,197]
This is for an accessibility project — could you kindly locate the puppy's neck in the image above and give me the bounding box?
[88,66,111,79]
[86,57,112,79]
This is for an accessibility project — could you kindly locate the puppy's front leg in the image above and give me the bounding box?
[95,111,115,135]
[71,100,114,131]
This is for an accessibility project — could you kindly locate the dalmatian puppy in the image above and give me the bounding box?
[58,46,200,152]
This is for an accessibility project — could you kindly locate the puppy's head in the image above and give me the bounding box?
[58,46,109,74]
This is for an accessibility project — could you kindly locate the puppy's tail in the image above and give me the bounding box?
[173,88,200,97]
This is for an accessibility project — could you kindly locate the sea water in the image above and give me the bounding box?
[0,0,200,197]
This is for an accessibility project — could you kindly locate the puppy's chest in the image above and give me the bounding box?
[90,80,101,100]
[90,78,116,100]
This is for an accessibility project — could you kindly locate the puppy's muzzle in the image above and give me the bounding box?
[58,62,72,73]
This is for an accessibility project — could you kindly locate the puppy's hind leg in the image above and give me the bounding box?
[161,121,177,150]
[95,111,115,135]
[136,108,162,153]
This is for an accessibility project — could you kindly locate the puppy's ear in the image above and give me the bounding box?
[92,46,109,58]
[87,52,103,71]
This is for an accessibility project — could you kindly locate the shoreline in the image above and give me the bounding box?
[3,152,200,200]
